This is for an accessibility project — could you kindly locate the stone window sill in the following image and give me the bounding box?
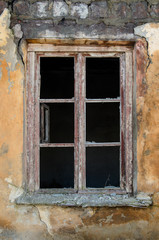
[16,193,152,207]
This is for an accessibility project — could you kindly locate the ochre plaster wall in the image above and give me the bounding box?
[1,8,159,240]
[135,23,159,193]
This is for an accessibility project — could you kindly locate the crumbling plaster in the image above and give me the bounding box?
[134,23,159,192]
[1,4,159,240]
[0,9,52,240]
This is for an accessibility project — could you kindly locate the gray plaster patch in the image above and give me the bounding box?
[134,24,148,39]
[134,23,159,41]
[32,22,135,40]
[0,228,53,240]
[12,24,23,39]
[6,63,14,93]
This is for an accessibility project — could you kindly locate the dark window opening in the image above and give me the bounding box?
[86,58,120,99]
[86,147,120,188]
[40,103,74,143]
[40,147,74,188]
[40,57,74,99]
[86,103,120,142]
[38,55,123,191]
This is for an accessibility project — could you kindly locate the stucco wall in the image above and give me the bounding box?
[135,23,159,193]
[1,1,159,239]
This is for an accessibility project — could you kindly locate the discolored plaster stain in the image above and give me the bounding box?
[80,207,158,228]
[1,3,159,240]
[37,207,53,237]
[0,143,8,156]
[99,214,114,226]
[135,39,148,98]
[0,218,13,231]
[144,149,151,156]
[6,65,14,94]
[135,23,159,56]
[139,51,159,190]
[134,23,159,192]
[8,184,23,203]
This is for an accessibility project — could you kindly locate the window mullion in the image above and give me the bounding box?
[27,51,36,191]
[78,53,86,190]
[74,55,79,191]
[125,51,133,193]
[34,53,40,191]
[120,53,126,190]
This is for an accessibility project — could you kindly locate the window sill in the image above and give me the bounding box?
[16,192,152,207]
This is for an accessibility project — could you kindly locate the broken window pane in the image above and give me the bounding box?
[40,147,74,188]
[86,103,120,142]
[41,103,74,143]
[86,147,120,188]
[40,57,74,99]
[86,58,120,99]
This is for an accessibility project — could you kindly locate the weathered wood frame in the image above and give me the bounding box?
[40,104,50,143]
[26,44,133,194]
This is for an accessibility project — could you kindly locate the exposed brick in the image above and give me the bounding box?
[0,1,7,15]
[70,3,88,19]
[131,2,148,19]
[112,2,131,19]
[150,4,159,17]
[89,1,108,18]
[13,0,30,16]
[53,0,69,17]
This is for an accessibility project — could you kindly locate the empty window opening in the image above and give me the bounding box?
[25,48,133,193]
[86,103,120,143]
[40,57,74,99]
[86,147,120,188]
[40,103,74,143]
[40,147,74,188]
[86,58,120,99]
[40,56,121,190]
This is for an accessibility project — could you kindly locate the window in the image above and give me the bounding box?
[26,44,133,195]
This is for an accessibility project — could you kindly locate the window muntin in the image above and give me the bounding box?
[26,45,133,194]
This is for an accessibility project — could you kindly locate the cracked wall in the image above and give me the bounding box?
[1,1,159,240]
[0,9,52,240]
[134,23,159,193]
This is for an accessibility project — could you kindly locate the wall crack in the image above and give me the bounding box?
[134,33,152,72]
[33,205,54,239]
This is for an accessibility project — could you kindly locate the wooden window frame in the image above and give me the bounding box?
[25,43,133,195]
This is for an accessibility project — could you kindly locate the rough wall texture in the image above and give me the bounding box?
[1,0,159,239]
[134,23,159,193]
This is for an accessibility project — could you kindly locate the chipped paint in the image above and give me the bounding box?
[1,4,159,240]
[12,24,23,39]
[8,184,24,203]
[134,23,159,193]
[135,23,159,55]
[37,207,53,237]
[0,143,8,156]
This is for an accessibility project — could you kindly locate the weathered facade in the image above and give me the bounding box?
[1,0,159,239]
